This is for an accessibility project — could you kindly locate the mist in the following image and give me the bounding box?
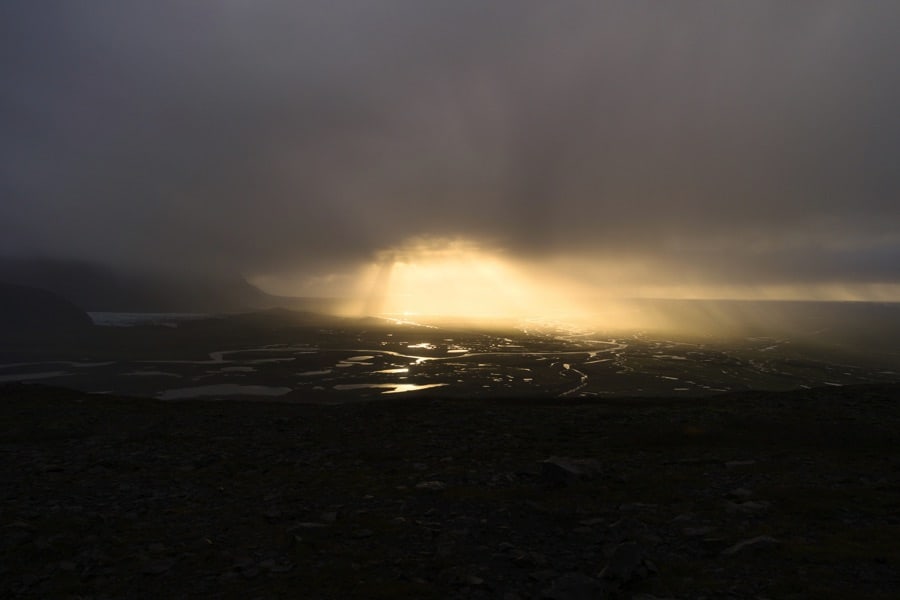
[2,1,899,308]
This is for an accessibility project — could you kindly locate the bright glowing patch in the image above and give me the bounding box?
[355,237,581,320]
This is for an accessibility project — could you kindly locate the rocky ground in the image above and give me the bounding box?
[1,382,899,599]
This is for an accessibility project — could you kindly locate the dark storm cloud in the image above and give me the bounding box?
[2,1,898,288]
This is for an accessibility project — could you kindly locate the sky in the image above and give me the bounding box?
[2,1,899,309]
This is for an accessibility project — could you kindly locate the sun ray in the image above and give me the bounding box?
[352,237,584,322]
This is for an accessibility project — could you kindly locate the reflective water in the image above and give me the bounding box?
[333,383,448,394]
[4,312,895,401]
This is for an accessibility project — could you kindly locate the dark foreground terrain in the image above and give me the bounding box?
[2,383,899,599]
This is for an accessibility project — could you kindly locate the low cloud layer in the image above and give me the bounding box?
[2,1,899,297]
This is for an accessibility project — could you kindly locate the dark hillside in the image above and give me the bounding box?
[0,283,93,338]
[0,257,284,313]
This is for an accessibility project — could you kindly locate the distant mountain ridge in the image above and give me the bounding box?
[0,257,299,313]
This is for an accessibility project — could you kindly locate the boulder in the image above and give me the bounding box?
[721,535,781,556]
[540,457,604,487]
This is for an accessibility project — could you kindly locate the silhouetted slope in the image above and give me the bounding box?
[0,283,93,336]
[0,257,285,312]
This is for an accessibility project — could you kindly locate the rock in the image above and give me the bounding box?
[599,541,655,583]
[606,517,648,543]
[725,500,770,514]
[525,500,550,513]
[511,549,548,568]
[3,527,33,548]
[415,480,447,491]
[259,558,294,573]
[529,569,559,582]
[289,522,329,530]
[351,528,374,539]
[262,508,283,520]
[141,559,175,575]
[540,457,603,487]
[572,526,592,535]
[541,572,605,600]
[436,565,483,587]
[724,487,753,500]
[721,535,781,556]
[240,567,260,579]
[489,471,517,485]
[682,526,716,537]
[618,502,657,512]
[58,560,77,572]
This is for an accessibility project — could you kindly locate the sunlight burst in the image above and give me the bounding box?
[355,237,581,321]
